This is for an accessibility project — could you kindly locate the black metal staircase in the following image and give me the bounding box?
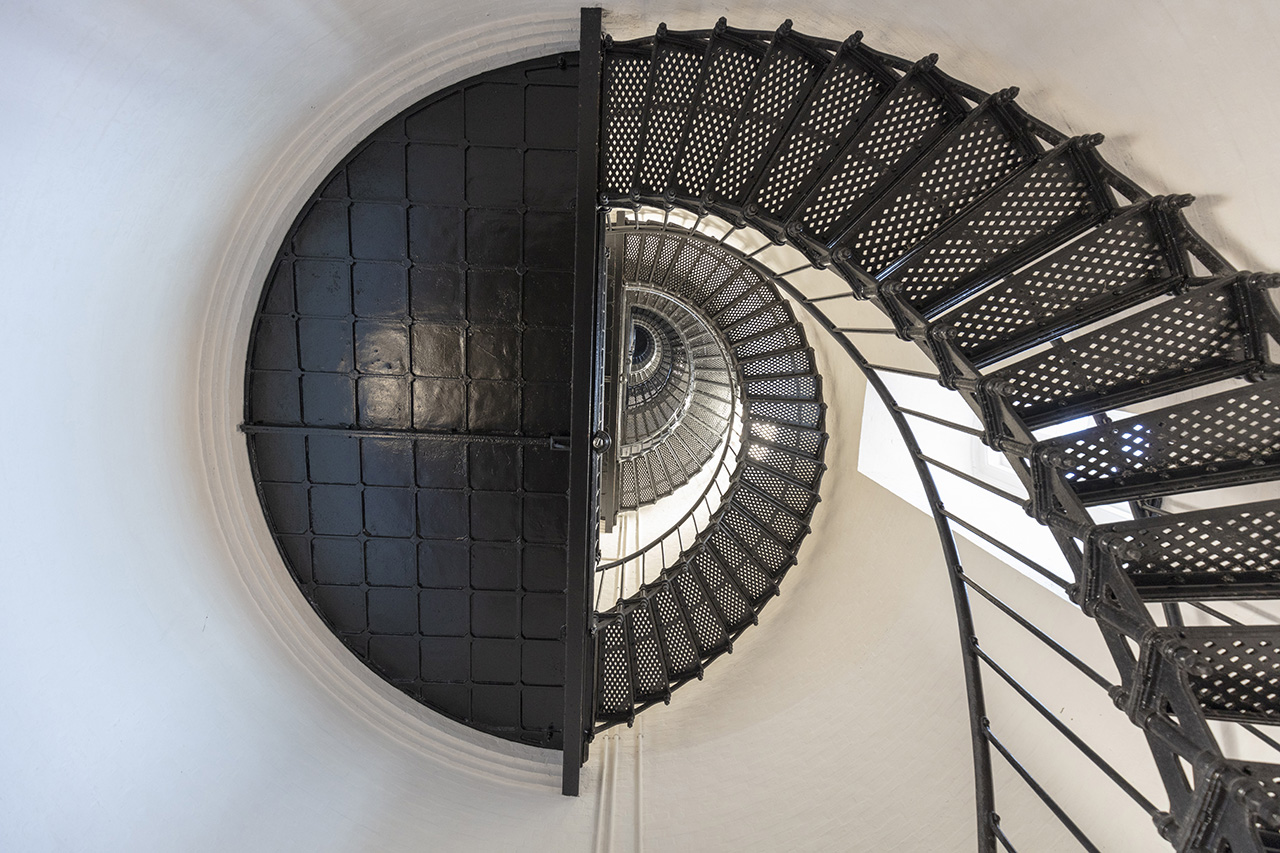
[594,222,826,728]
[583,15,1280,852]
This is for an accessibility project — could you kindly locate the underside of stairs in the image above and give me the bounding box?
[595,222,826,726]
[585,15,1280,852]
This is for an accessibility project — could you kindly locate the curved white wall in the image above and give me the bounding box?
[3,2,1277,851]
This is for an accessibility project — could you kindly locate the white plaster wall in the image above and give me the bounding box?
[2,1,1277,851]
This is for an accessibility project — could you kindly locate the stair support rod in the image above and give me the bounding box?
[1242,724,1280,755]
[985,725,1104,853]
[1186,600,1245,627]
[975,647,1162,819]
[766,271,999,852]
[994,823,1021,853]
[918,453,1028,506]
[961,575,1111,691]
[942,510,1068,590]
[895,405,986,438]
[863,362,942,381]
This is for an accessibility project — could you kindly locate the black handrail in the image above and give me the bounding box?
[761,262,1000,853]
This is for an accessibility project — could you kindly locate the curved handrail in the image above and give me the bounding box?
[598,406,743,576]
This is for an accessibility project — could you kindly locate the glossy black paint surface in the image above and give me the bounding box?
[245,54,581,748]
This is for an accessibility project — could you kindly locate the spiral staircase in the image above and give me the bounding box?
[594,222,826,727]
[578,14,1280,852]
[613,284,733,512]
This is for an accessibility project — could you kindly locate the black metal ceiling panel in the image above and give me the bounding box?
[245,53,581,749]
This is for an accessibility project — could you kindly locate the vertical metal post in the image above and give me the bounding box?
[564,5,604,798]
[599,228,627,532]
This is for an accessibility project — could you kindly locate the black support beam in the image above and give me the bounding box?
[564,5,605,798]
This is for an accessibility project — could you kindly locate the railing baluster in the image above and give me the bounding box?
[993,822,1020,853]
[864,362,942,381]
[1187,601,1245,627]
[918,454,1027,506]
[962,575,1111,690]
[942,510,1067,590]
[1243,723,1280,754]
[976,647,1162,820]
[896,405,986,438]
[985,726,1105,853]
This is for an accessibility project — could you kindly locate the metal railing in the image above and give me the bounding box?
[596,395,745,610]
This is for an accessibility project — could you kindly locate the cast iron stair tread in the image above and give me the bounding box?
[631,28,711,199]
[713,281,787,325]
[741,358,820,380]
[746,32,897,224]
[733,327,808,361]
[690,546,757,630]
[743,374,822,401]
[738,346,817,378]
[1033,378,1280,506]
[935,195,1194,367]
[828,90,1042,276]
[792,57,966,246]
[597,619,634,716]
[705,268,769,315]
[602,42,653,199]
[719,511,799,576]
[1126,624,1280,726]
[732,483,812,545]
[707,526,780,602]
[725,319,801,356]
[740,465,822,515]
[742,448,826,491]
[706,22,833,210]
[1077,498,1280,603]
[992,274,1278,429]
[671,567,732,655]
[880,137,1116,311]
[732,320,806,352]
[744,398,825,431]
[624,599,671,702]
[745,430,830,467]
[649,583,702,679]
[746,419,827,458]
[664,20,769,201]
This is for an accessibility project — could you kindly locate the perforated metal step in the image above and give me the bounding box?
[1078,499,1280,604]
[1035,379,1280,505]
[995,274,1277,429]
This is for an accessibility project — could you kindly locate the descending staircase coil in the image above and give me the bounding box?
[616,287,734,510]
[589,16,1280,852]
[595,222,827,727]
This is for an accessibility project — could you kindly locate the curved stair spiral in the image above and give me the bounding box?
[615,287,734,510]
[588,16,1280,852]
[595,223,827,727]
